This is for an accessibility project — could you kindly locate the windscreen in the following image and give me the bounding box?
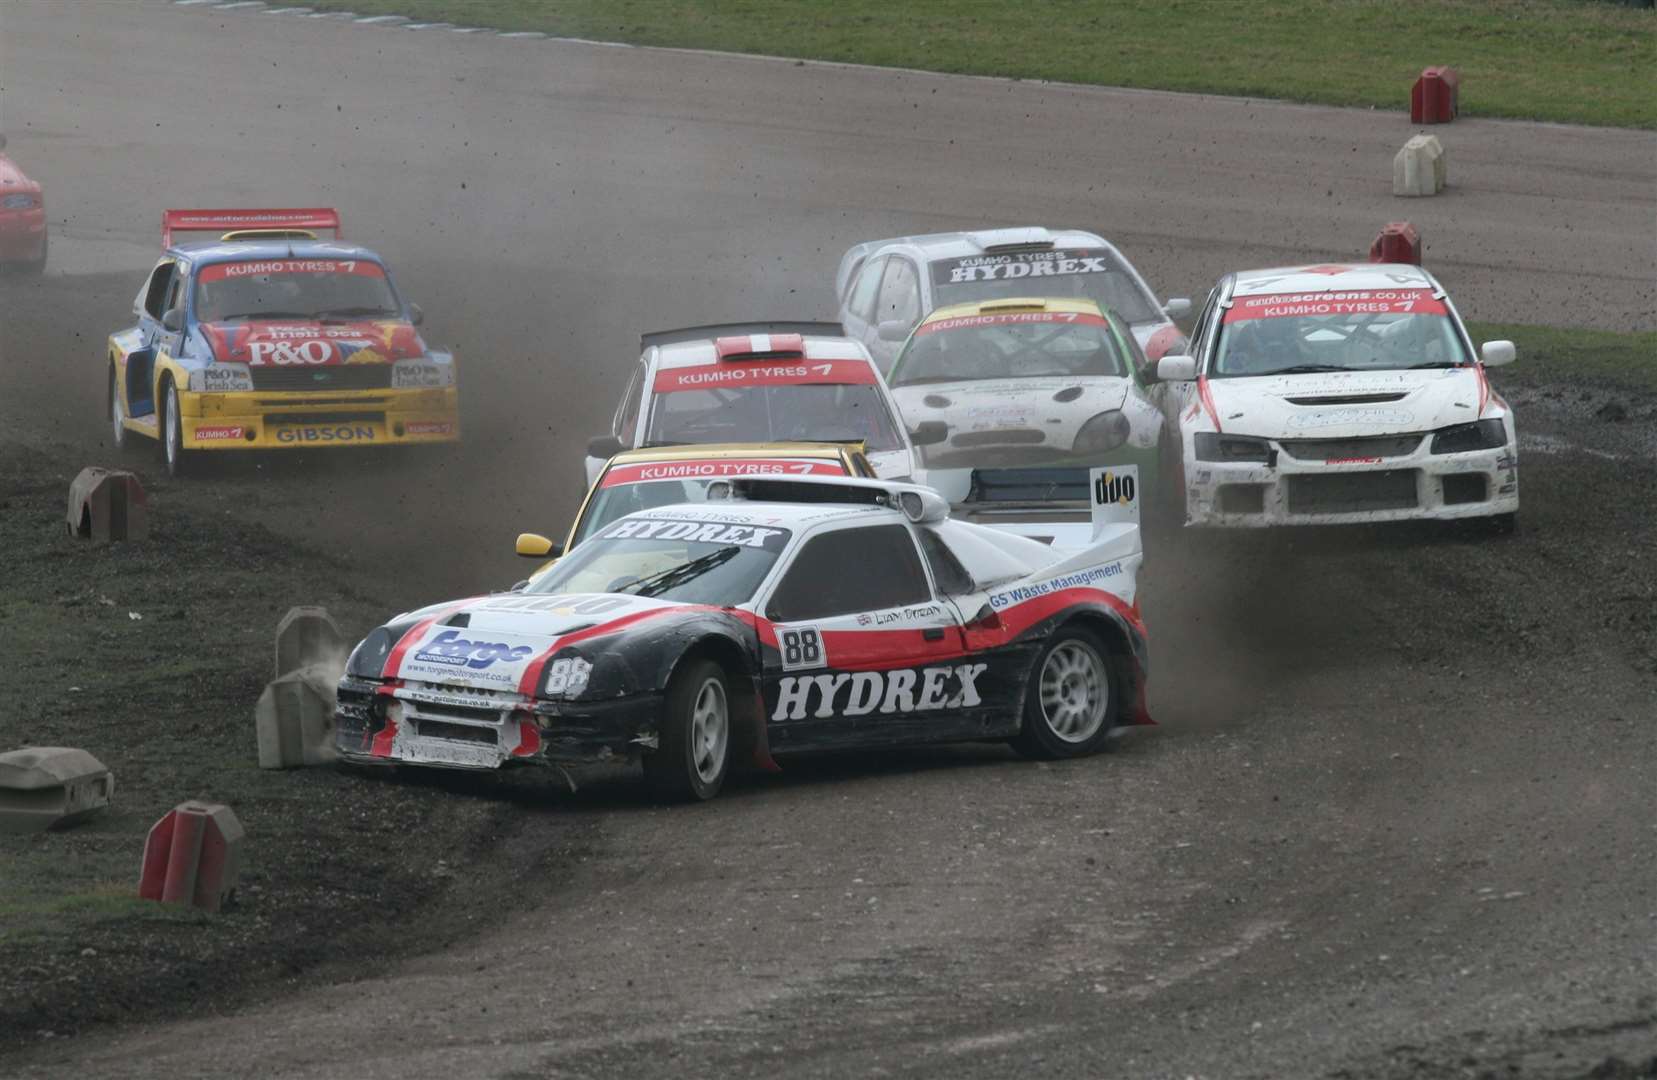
[891,310,1127,387]
[646,361,903,451]
[194,259,401,322]
[1213,289,1471,378]
[528,517,791,606]
[930,248,1160,323]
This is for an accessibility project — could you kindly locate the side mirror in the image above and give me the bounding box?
[1156,354,1198,382]
[587,434,625,459]
[1162,297,1192,319]
[877,319,911,343]
[1480,340,1516,368]
[161,307,185,333]
[407,302,424,326]
[515,532,562,559]
[908,420,949,447]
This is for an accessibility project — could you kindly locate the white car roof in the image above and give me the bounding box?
[868,226,1115,263]
[655,334,871,371]
[1229,262,1440,297]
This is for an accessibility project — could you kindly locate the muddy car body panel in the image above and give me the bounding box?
[336,477,1150,779]
[0,146,47,269]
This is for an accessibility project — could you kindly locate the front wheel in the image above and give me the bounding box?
[1011,627,1119,760]
[108,366,129,452]
[158,379,189,478]
[642,658,732,802]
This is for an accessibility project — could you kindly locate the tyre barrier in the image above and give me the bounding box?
[1411,66,1460,124]
[256,663,339,769]
[1393,135,1446,197]
[138,801,244,913]
[65,467,148,542]
[274,605,345,680]
[1369,221,1422,265]
[0,747,114,834]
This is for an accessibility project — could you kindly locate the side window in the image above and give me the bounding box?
[163,268,187,320]
[876,258,921,327]
[767,525,930,622]
[848,256,887,323]
[918,528,974,598]
[140,261,177,321]
[615,358,646,442]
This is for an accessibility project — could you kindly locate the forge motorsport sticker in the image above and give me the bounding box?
[929,248,1125,287]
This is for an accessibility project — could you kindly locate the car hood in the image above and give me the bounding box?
[1204,367,1487,439]
[390,592,693,692]
[893,377,1132,438]
[201,318,425,366]
[0,154,40,191]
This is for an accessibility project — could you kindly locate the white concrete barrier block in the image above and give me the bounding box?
[1393,134,1447,197]
[274,606,345,680]
[256,664,339,769]
[0,747,114,833]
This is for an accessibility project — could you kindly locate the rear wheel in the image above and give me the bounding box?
[642,658,732,802]
[158,379,188,478]
[108,366,129,452]
[1011,627,1118,760]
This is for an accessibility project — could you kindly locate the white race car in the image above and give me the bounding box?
[886,297,1162,548]
[1152,263,1519,530]
[835,226,1190,372]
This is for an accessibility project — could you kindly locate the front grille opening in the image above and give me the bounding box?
[417,720,499,745]
[249,366,393,392]
[1442,474,1488,505]
[1218,484,1266,514]
[1287,470,1419,514]
[1285,393,1407,406]
[1278,435,1424,461]
[266,411,386,425]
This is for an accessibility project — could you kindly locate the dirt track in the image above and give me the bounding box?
[2,2,1655,1077]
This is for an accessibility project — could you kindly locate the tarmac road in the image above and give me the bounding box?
[2,3,1655,1077]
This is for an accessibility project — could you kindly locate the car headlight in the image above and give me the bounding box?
[1,193,39,210]
[1194,432,1273,463]
[189,364,254,392]
[346,627,395,680]
[391,360,454,389]
[1430,419,1506,454]
[1073,410,1131,453]
[539,655,593,698]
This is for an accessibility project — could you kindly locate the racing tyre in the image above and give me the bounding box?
[108,367,129,453]
[643,658,731,802]
[1011,626,1119,760]
[1486,512,1518,537]
[158,380,189,478]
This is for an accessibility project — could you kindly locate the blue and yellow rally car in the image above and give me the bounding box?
[107,208,459,476]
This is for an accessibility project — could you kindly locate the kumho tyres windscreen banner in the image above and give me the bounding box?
[1223,290,1449,322]
[653,360,877,392]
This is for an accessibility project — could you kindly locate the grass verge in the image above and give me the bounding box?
[1470,321,1657,391]
[307,0,1656,128]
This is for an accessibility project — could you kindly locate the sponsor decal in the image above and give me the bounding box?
[1325,456,1383,465]
[601,459,847,487]
[479,594,636,616]
[392,364,451,389]
[196,365,254,392]
[404,421,454,436]
[542,656,593,696]
[1090,464,1141,529]
[197,259,386,282]
[988,564,1124,611]
[1223,290,1448,324]
[917,311,1106,336]
[202,319,422,367]
[600,517,788,551]
[194,425,245,442]
[930,248,1121,287]
[1286,409,1414,431]
[772,662,987,721]
[653,359,876,392]
[778,627,824,672]
[413,629,534,671]
[274,424,377,443]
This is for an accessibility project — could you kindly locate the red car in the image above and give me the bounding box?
[0,135,47,272]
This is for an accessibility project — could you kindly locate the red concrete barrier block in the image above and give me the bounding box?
[1369,221,1422,265]
[138,801,244,913]
[1411,66,1459,124]
[66,467,148,542]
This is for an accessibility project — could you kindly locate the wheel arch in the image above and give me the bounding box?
[1051,610,1142,723]
[671,633,762,765]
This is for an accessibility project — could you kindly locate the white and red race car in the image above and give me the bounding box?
[1151,263,1519,530]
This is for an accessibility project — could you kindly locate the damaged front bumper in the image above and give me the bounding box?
[334,676,663,770]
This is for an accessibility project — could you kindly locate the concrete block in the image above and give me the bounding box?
[256,663,338,769]
[138,801,244,913]
[1393,135,1446,197]
[1369,221,1422,265]
[66,467,148,542]
[275,606,345,679]
[1411,66,1460,124]
[0,747,114,834]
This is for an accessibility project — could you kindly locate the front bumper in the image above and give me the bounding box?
[334,676,661,770]
[1184,436,1518,527]
[0,209,46,261]
[178,386,460,450]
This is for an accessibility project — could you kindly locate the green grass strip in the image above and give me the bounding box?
[1471,321,1657,390]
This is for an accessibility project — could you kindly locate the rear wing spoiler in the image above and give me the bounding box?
[640,321,845,352]
[161,207,342,248]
